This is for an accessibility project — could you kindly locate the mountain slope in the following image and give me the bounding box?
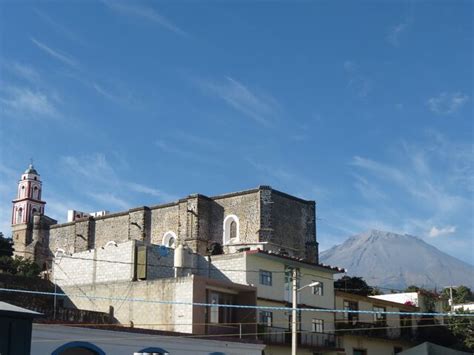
[320,230,474,290]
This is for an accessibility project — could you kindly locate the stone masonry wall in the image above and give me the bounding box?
[149,203,180,245]
[270,190,317,262]
[93,213,129,247]
[209,189,261,245]
[41,186,318,263]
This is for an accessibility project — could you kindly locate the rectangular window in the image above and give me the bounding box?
[353,349,367,355]
[312,282,324,296]
[259,270,272,286]
[373,306,386,322]
[259,311,273,326]
[312,319,324,333]
[343,300,359,322]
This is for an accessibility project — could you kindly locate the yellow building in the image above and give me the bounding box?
[335,291,419,355]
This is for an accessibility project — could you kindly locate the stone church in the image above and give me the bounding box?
[11,164,319,267]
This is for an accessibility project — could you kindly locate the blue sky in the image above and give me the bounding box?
[0,1,472,264]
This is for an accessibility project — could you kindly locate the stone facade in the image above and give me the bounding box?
[16,185,319,266]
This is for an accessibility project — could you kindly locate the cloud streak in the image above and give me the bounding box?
[31,38,78,67]
[103,1,188,37]
[196,76,280,126]
[59,153,177,212]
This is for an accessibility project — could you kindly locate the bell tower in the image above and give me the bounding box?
[12,164,47,260]
[12,164,46,225]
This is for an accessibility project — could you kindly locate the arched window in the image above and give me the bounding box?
[162,231,177,248]
[17,208,23,224]
[230,221,237,240]
[223,215,239,245]
[33,186,38,199]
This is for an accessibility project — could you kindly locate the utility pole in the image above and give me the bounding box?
[291,267,298,355]
[445,285,457,313]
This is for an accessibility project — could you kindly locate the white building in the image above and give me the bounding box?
[31,323,265,355]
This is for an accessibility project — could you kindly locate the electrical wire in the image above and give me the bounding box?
[0,287,472,318]
[30,323,459,344]
[32,315,457,328]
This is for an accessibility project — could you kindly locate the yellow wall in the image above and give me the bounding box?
[341,335,412,355]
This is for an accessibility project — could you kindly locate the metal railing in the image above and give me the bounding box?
[257,325,340,349]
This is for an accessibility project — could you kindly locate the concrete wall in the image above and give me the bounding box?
[61,277,196,333]
[245,254,335,310]
[206,253,248,285]
[53,241,136,286]
[53,240,176,287]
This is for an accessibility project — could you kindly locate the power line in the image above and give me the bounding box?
[6,247,338,281]
[5,247,462,292]
[30,323,459,344]
[1,287,472,318]
[30,315,457,328]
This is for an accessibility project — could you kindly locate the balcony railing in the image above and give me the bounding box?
[257,325,341,349]
[335,321,416,341]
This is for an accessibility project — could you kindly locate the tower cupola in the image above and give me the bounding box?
[12,163,46,225]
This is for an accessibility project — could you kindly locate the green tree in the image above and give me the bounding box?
[443,286,474,304]
[334,276,374,296]
[448,310,474,351]
[0,232,14,257]
[405,285,421,292]
[0,256,40,278]
[13,257,41,277]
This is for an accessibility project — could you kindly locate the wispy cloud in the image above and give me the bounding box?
[127,182,178,202]
[427,92,469,115]
[155,138,225,167]
[386,5,414,47]
[8,62,40,82]
[34,9,87,46]
[348,132,473,250]
[0,86,59,118]
[353,174,388,201]
[247,158,327,201]
[88,192,130,210]
[196,76,280,126]
[103,1,188,37]
[59,153,176,212]
[343,60,372,98]
[387,22,409,47]
[31,38,78,67]
[428,225,456,238]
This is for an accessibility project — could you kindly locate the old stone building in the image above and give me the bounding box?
[11,164,319,265]
[11,164,56,268]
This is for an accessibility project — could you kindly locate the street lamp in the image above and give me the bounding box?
[291,267,320,355]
